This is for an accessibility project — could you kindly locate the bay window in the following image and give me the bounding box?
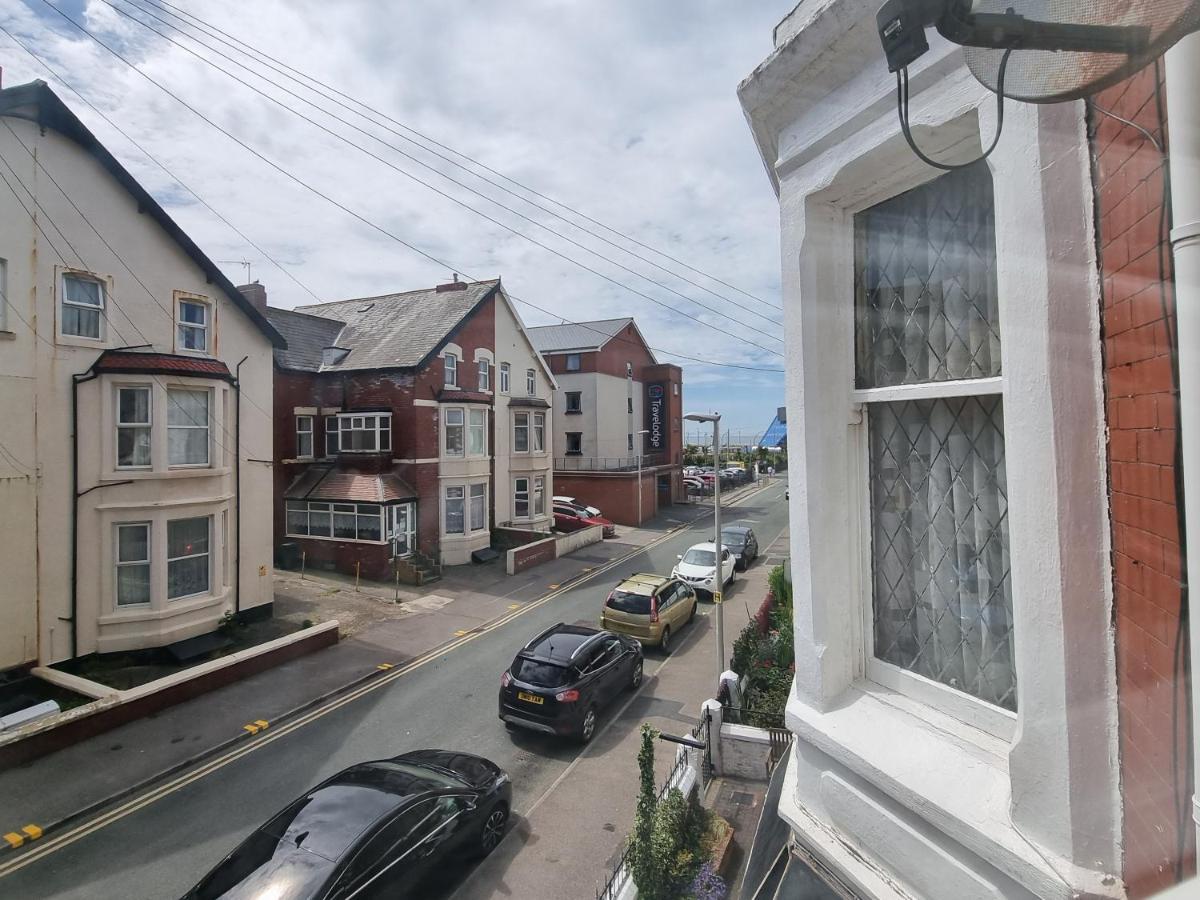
[115,523,151,606]
[470,483,486,531]
[167,388,210,467]
[533,475,545,517]
[286,501,383,542]
[167,516,210,599]
[855,161,1014,711]
[444,408,464,457]
[445,486,465,534]
[514,477,530,519]
[513,412,529,452]
[468,409,487,456]
[117,386,152,468]
[532,413,545,452]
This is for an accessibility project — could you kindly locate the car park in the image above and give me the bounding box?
[552,495,601,517]
[721,525,759,570]
[672,540,735,596]
[553,502,616,538]
[600,573,698,654]
[182,750,512,900]
[499,624,643,742]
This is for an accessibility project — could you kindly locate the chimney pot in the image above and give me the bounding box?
[237,281,268,311]
[435,275,468,292]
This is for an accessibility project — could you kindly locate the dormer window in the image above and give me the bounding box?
[322,346,350,367]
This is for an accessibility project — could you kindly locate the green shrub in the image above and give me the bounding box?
[767,565,791,609]
[731,621,767,675]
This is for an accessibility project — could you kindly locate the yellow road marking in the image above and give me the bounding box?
[507,604,521,610]
[547,583,560,589]
[3,833,24,849]
[0,488,774,876]
[242,723,260,735]
[20,826,41,841]
[254,720,268,731]
[454,629,470,637]
[376,663,393,670]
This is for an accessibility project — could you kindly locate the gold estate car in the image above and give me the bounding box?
[600,573,698,654]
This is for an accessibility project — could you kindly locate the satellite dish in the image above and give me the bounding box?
[964,0,1200,103]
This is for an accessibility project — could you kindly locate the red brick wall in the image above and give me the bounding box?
[554,470,662,526]
[1091,65,1193,897]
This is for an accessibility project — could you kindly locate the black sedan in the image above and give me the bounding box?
[721,525,759,571]
[182,750,511,900]
[499,623,643,743]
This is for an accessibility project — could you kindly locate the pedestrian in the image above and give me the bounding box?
[767,465,775,477]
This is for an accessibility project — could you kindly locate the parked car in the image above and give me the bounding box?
[683,476,705,493]
[552,495,601,517]
[671,541,735,597]
[181,750,512,900]
[553,502,616,538]
[600,573,698,654]
[721,525,760,570]
[499,623,643,742]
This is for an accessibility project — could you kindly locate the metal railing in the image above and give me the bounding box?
[556,453,666,472]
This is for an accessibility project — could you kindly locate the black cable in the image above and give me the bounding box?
[24,4,783,373]
[137,0,782,314]
[896,49,1013,172]
[91,0,785,351]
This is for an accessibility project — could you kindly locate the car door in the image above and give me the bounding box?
[657,583,681,631]
[593,638,627,701]
[342,797,469,899]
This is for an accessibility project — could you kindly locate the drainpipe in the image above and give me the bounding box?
[69,370,99,659]
[235,356,248,615]
[1165,32,1200,849]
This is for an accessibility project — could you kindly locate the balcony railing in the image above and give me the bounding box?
[554,453,666,472]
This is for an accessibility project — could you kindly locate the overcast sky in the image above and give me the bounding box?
[3,0,792,438]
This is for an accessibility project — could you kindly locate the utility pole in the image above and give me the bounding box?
[635,429,650,525]
[685,412,723,679]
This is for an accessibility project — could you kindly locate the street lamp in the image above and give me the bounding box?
[684,412,724,681]
[635,428,650,525]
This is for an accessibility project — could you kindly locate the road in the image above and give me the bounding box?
[0,481,787,900]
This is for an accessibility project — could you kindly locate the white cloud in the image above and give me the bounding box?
[1,0,790,433]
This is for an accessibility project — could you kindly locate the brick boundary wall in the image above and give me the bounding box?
[1090,63,1194,897]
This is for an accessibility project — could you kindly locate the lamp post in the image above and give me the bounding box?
[635,428,650,525]
[685,412,723,679]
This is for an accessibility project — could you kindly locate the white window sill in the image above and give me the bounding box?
[104,466,232,481]
[0,330,15,341]
[99,588,227,625]
[785,684,1095,895]
[285,533,387,546]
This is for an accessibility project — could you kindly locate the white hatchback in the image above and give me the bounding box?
[671,541,735,596]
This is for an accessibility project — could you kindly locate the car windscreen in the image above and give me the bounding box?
[512,658,572,687]
[682,549,716,567]
[720,530,747,547]
[605,589,653,614]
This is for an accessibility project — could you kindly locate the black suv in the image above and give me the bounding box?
[499,624,643,743]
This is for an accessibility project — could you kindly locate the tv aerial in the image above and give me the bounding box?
[876,0,1200,168]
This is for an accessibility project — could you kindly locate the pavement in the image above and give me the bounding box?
[0,479,786,900]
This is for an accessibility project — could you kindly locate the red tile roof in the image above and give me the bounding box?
[436,389,493,404]
[93,351,232,378]
[285,466,417,503]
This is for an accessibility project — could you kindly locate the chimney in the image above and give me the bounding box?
[435,273,467,292]
[237,281,268,312]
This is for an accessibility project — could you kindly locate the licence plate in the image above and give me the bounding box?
[517,691,544,705]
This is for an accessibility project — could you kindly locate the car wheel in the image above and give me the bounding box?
[660,626,672,655]
[629,658,643,690]
[479,803,508,856]
[579,706,598,743]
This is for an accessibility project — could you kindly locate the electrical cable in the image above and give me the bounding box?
[897,49,1013,172]
[22,5,783,373]
[91,0,785,351]
[136,0,782,314]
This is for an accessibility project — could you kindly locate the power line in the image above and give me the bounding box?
[89,0,784,353]
[138,0,782,315]
[27,4,783,374]
[1,21,324,305]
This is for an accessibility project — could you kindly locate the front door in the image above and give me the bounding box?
[389,502,416,558]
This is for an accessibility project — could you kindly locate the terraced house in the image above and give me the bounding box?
[266,277,555,582]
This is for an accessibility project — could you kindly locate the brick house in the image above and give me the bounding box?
[738,3,1199,898]
[265,278,555,582]
[527,318,684,525]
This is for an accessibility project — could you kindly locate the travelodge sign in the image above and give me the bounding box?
[646,383,665,451]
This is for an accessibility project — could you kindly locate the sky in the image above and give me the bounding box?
[2,0,792,438]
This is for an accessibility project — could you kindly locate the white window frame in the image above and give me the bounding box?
[533,475,545,517]
[526,368,536,397]
[469,482,487,531]
[166,515,211,601]
[468,408,487,457]
[445,485,466,535]
[325,416,340,456]
[167,387,211,468]
[0,257,8,333]
[336,412,391,454]
[478,359,490,391]
[444,408,465,457]
[116,385,153,470]
[445,353,458,387]
[513,411,529,453]
[514,477,530,520]
[176,295,211,354]
[285,500,385,543]
[115,522,151,607]
[499,362,510,393]
[532,412,545,453]
[61,271,105,340]
[295,415,314,459]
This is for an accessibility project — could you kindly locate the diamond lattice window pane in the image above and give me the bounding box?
[868,395,1016,711]
[855,160,1001,389]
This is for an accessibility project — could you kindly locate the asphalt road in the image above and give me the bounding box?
[0,481,787,900]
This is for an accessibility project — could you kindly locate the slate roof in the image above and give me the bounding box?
[0,81,284,348]
[92,350,232,379]
[263,307,347,372]
[271,280,500,372]
[285,465,417,503]
[527,318,634,354]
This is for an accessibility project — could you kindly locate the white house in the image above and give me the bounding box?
[0,81,282,671]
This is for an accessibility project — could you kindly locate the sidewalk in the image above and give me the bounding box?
[448,532,782,900]
[0,483,764,845]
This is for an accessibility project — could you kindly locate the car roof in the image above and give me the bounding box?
[722,526,752,536]
[522,623,602,662]
[614,572,672,594]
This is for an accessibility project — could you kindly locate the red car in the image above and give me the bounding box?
[553,503,616,538]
